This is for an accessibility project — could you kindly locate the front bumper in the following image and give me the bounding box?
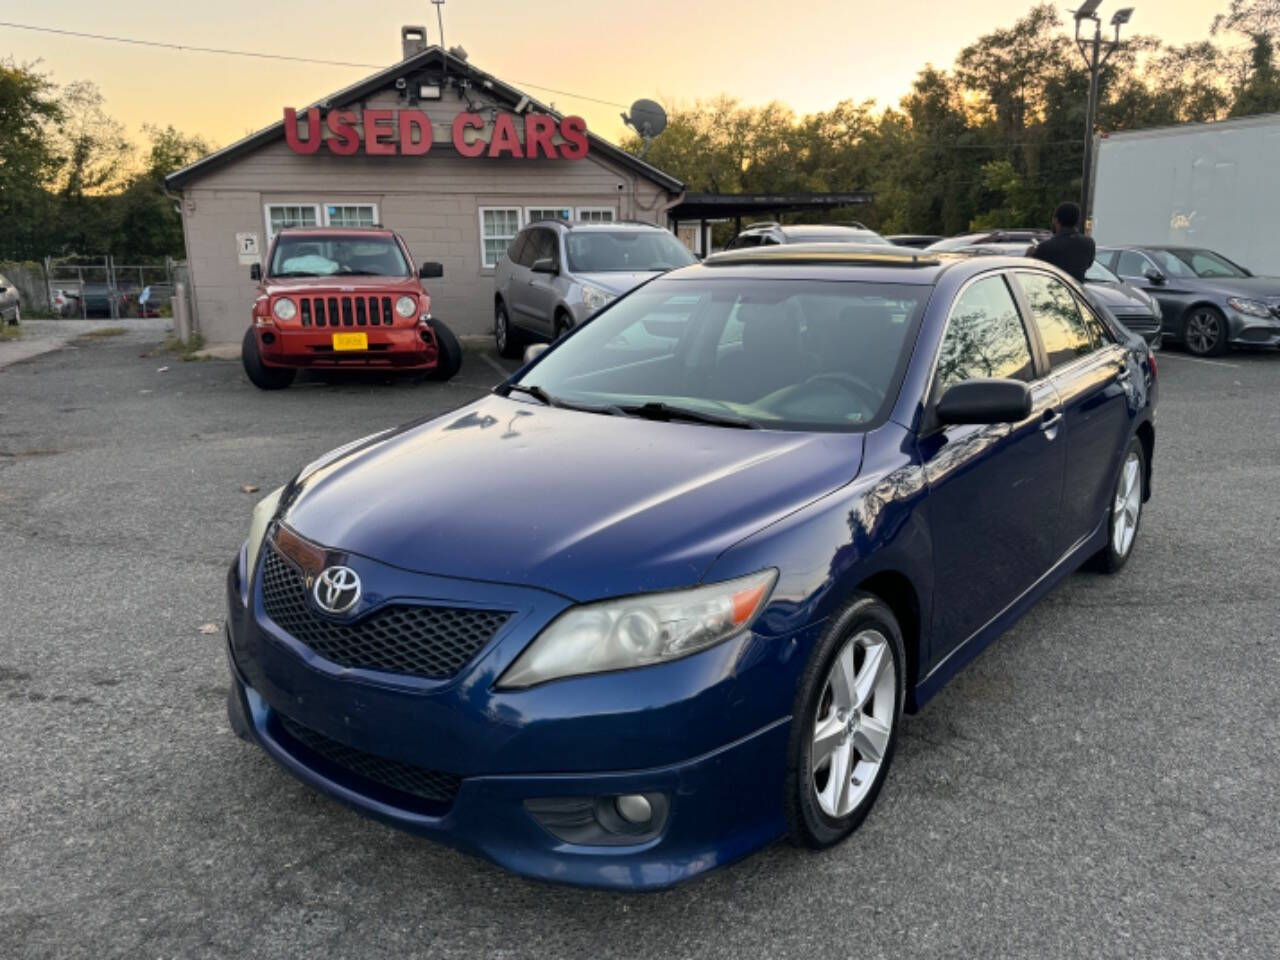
[253,321,441,370]
[224,552,807,890]
[1227,312,1280,348]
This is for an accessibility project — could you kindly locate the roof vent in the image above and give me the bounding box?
[402,25,428,60]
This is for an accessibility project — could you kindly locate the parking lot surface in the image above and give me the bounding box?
[1,333,1277,959]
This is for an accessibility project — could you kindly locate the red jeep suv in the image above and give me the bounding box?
[243,227,462,390]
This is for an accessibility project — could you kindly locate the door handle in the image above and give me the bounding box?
[1040,408,1062,436]
[1116,367,1132,384]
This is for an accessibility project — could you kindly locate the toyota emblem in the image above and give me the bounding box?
[313,566,362,615]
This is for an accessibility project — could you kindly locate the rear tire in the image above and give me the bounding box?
[241,327,296,390]
[6,305,18,326]
[1090,437,1145,573]
[495,299,523,358]
[424,318,463,381]
[1182,306,1227,356]
[785,592,904,850]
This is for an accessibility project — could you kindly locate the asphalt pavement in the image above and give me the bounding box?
[1,331,1277,959]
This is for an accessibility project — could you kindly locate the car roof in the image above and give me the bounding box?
[530,220,669,232]
[777,224,879,238]
[692,242,954,284]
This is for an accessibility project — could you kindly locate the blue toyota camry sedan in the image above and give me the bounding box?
[225,245,1157,890]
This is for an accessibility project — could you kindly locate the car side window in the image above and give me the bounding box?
[935,275,1035,391]
[1116,250,1149,279]
[1017,272,1095,369]
[527,229,557,265]
[1078,298,1112,348]
[508,232,530,266]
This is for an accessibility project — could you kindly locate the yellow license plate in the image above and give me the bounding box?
[332,332,368,351]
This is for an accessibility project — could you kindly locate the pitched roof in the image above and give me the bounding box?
[164,46,683,192]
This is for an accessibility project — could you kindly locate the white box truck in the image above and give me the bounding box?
[1091,112,1280,275]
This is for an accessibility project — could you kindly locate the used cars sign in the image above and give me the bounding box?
[283,107,590,160]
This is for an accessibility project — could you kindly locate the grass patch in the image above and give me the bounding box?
[0,324,20,342]
[152,332,207,361]
[81,326,126,338]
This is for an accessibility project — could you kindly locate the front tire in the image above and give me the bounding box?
[1091,437,1145,573]
[495,299,523,358]
[423,318,462,381]
[1182,306,1227,356]
[241,327,296,390]
[786,593,904,849]
[6,305,18,326]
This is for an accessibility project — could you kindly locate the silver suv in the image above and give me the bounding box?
[493,220,696,357]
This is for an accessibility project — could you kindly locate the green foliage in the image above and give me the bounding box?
[625,1,1280,236]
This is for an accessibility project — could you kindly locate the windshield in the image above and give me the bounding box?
[565,231,696,273]
[1085,260,1120,283]
[269,234,409,277]
[514,278,928,431]
[1151,248,1249,279]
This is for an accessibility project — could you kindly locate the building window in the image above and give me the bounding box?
[325,204,378,228]
[525,206,572,224]
[576,207,616,223]
[265,204,320,241]
[479,207,522,268]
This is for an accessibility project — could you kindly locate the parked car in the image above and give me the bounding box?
[136,286,164,318]
[964,243,1163,349]
[79,283,128,318]
[50,288,82,318]
[493,220,696,357]
[725,222,890,250]
[225,244,1157,890]
[885,234,944,249]
[241,226,461,390]
[1097,245,1280,356]
[0,273,20,325]
[925,228,1050,253]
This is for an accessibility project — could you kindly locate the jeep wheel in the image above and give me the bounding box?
[424,318,463,381]
[241,328,296,390]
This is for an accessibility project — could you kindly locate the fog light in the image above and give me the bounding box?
[615,794,652,825]
[261,331,276,345]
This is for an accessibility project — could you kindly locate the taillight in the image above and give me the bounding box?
[1147,347,1157,379]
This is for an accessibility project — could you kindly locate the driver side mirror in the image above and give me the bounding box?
[1143,269,1166,285]
[249,263,261,281]
[419,262,444,279]
[531,257,559,275]
[936,379,1032,425]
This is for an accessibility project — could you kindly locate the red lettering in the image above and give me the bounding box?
[283,107,322,154]
[487,114,524,158]
[398,110,433,156]
[363,109,396,155]
[451,113,487,157]
[523,114,557,160]
[558,116,589,159]
[325,110,360,155]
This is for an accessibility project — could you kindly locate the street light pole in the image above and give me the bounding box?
[1074,5,1133,230]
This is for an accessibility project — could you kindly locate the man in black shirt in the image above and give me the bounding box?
[1028,202,1096,283]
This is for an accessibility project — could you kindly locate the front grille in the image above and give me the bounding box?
[277,712,461,806]
[261,545,511,679]
[296,295,395,327]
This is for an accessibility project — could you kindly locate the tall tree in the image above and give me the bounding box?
[0,60,63,260]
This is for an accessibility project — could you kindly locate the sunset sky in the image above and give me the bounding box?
[3,0,1225,151]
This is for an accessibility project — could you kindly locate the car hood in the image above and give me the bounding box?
[1185,276,1280,299]
[572,271,665,296]
[263,275,419,294]
[282,395,864,602]
[1085,281,1154,312]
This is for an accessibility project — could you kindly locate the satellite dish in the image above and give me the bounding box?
[621,99,668,157]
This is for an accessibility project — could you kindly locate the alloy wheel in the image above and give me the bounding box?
[811,629,896,819]
[496,310,508,352]
[1185,310,1220,355]
[1112,450,1142,558]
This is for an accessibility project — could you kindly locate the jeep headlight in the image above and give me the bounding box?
[272,298,296,321]
[581,285,616,312]
[244,486,285,581]
[497,569,777,689]
[1227,297,1273,319]
[395,295,418,318]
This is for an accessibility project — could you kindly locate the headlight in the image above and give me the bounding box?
[244,486,285,581]
[498,569,777,689]
[395,295,418,318]
[271,298,296,321]
[581,285,616,312]
[1227,297,1273,319]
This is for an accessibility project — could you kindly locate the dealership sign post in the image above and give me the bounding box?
[283,108,590,159]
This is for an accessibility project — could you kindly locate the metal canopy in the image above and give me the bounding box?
[669,191,873,222]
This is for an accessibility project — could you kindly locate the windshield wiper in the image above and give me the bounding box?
[502,383,625,417]
[270,271,320,278]
[618,401,760,429]
[334,269,379,275]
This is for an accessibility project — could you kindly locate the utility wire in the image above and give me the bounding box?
[0,20,631,109]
